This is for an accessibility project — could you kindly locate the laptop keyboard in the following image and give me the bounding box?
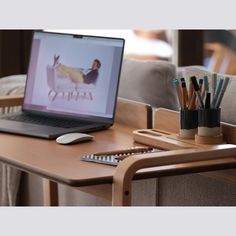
[2,114,90,129]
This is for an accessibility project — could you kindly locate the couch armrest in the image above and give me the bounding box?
[0,95,24,108]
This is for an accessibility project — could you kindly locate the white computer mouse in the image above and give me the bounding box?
[56,133,94,145]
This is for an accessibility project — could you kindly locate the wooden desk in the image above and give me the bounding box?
[0,96,152,206]
[1,122,236,206]
[1,97,236,206]
[0,123,136,187]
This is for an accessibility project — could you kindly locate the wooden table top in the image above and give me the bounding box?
[0,123,143,186]
[1,122,236,188]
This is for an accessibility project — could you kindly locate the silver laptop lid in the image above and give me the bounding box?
[23,31,125,123]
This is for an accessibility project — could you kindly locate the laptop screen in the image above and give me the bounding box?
[23,31,124,122]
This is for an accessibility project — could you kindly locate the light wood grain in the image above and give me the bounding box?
[115,97,152,129]
[133,129,198,150]
[154,108,179,133]
[0,95,23,107]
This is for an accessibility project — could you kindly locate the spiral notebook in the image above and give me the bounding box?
[80,146,162,166]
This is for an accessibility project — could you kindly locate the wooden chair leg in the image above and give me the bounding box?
[42,179,59,206]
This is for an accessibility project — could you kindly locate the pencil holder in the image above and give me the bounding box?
[195,108,223,144]
[179,109,198,139]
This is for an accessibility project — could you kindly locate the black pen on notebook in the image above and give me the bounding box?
[190,76,204,109]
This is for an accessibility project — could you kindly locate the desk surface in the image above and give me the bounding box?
[1,123,163,186]
[1,122,236,188]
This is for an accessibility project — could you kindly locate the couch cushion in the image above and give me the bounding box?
[158,173,236,206]
[0,74,26,96]
[221,76,236,124]
[118,59,178,110]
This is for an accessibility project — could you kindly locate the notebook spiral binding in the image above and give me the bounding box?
[80,146,161,166]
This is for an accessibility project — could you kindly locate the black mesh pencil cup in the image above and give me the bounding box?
[195,108,223,144]
[179,109,198,139]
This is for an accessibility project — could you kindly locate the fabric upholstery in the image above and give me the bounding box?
[158,173,236,206]
[221,76,236,124]
[17,173,44,206]
[119,59,178,110]
[58,179,157,206]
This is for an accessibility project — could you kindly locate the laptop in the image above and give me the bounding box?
[0,31,125,139]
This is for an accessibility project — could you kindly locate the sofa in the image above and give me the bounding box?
[1,59,236,206]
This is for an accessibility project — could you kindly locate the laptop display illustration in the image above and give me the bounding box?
[0,31,125,139]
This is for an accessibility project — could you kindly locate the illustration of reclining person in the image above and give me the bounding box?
[53,55,101,85]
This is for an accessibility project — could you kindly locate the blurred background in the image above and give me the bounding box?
[1,30,236,77]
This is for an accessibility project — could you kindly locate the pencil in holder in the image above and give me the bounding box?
[179,109,198,139]
[195,108,223,144]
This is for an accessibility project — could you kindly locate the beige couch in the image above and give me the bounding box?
[1,59,236,206]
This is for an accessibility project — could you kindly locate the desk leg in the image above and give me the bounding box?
[42,179,59,206]
[112,177,132,206]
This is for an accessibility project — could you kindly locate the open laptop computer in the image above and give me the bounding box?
[0,31,125,139]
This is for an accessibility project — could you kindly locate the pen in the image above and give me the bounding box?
[180,77,186,84]
[190,76,205,109]
[94,146,154,156]
[205,92,211,109]
[215,77,230,108]
[173,79,183,109]
[188,77,194,103]
[199,78,204,96]
[181,81,188,109]
[204,75,209,93]
[212,73,217,96]
[202,75,209,99]
[211,78,224,108]
[188,92,196,110]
